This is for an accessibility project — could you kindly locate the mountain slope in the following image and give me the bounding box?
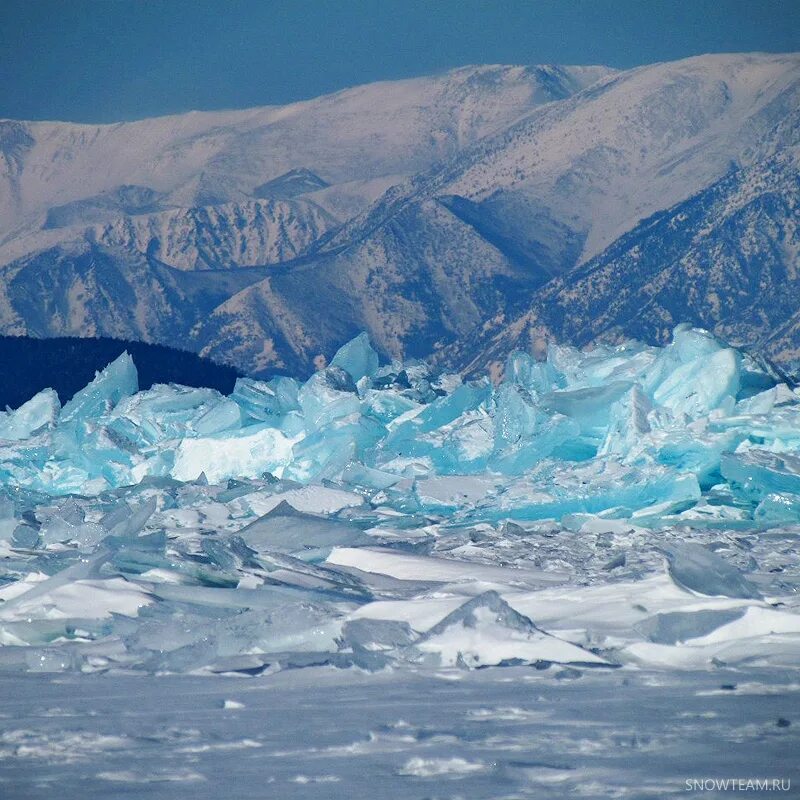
[1,197,339,272]
[450,149,800,375]
[0,64,610,237]
[440,53,800,263]
[194,197,541,374]
[93,198,338,270]
[212,53,798,375]
[0,55,797,377]
[323,53,799,265]
[0,241,269,343]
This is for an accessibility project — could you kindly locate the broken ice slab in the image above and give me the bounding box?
[255,551,372,600]
[325,547,569,588]
[413,474,500,513]
[545,339,657,390]
[339,461,402,493]
[231,375,300,422]
[39,516,106,549]
[236,501,372,562]
[189,398,243,436]
[647,427,745,490]
[171,423,297,483]
[107,532,172,578]
[297,366,360,431]
[631,496,752,530]
[379,412,495,474]
[641,326,739,411]
[0,389,60,441]
[503,349,559,393]
[652,347,740,419]
[213,603,344,657]
[109,384,232,445]
[659,543,762,599]
[372,395,506,477]
[754,492,800,524]
[0,615,110,647]
[490,383,539,448]
[0,572,153,623]
[622,605,800,669]
[360,386,421,425]
[59,352,138,425]
[464,459,701,522]
[598,384,652,458]
[489,383,580,473]
[339,618,417,670]
[330,331,380,383]
[540,380,633,444]
[635,608,747,645]
[129,602,347,674]
[283,418,384,483]
[734,382,799,415]
[721,450,800,500]
[11,522,39,548]
[405,381,491,433]
[227,483,365,517]
[0,496,17,541]
[101,496,158,538]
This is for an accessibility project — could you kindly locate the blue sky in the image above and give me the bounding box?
[1,0,798,122]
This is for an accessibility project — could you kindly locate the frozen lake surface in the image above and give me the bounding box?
[2,666,798,799]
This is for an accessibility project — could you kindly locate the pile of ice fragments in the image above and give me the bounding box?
[1,324,799,675]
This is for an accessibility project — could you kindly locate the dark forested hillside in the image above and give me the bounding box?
[0,336,241,409]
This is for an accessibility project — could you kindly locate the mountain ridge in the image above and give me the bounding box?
[0,54,797,377]
[444,147,800,376]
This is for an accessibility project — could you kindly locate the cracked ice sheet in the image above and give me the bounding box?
[0,330,799,765]
[228,485,366,516]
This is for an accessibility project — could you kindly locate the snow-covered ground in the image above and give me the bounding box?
[1,667,798,798]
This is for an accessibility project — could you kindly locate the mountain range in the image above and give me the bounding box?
[0,54,797,378]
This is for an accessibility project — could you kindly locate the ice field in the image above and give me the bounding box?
[1,326,799,796]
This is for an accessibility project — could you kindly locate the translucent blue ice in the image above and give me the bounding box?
[59,352,138,425]
[0,389,59,440]
[2,324,800,677]
[330,332,380,383]
[0,325,797,529]
[231,375,300,422]
[298,367,361,431]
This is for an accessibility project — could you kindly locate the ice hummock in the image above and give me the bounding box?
[412,591,610,668]
[0,326,799,677]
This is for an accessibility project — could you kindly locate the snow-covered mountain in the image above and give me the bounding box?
[0,54,798,376]
[1,197,339,271]
[434,53,799,263]
[321,54,799,275]
[0,64,607,238]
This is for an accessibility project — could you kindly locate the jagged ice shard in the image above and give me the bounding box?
[1,325,800,680]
